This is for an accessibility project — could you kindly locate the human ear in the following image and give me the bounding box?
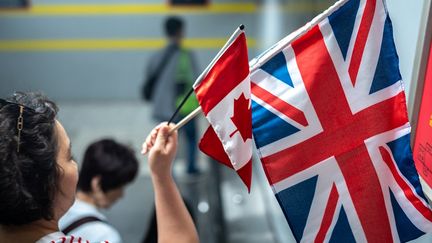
[90,176,102,193]
[90,176,108,208]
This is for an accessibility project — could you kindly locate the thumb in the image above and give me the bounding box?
[154,125,169,149]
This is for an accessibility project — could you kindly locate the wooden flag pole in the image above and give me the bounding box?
[169,106,202,133]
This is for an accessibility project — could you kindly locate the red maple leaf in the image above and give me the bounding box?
[229,93,252,142]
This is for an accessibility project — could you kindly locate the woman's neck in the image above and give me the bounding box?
[76,190,97,206]
[0,219,58,243]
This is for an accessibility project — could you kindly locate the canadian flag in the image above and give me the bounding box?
[194,30,252,191]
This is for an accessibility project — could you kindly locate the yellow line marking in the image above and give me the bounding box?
[0,3,257,16]
[0,38,257,51]
[282,2,332,13]
[0,2,326,16]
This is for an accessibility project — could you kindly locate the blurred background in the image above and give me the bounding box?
[0,0,431,242]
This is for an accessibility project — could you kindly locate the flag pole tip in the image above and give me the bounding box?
[239,24,245,30]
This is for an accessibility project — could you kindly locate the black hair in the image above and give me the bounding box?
[165,16,184,38]
[0,92,59,225]
[77,139,138,193]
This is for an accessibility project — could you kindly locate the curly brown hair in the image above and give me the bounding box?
[0,92,60,225]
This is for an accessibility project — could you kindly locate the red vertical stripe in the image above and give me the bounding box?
[349,0,376,85]
[195,32,249,115]
[336,147,393,242]
[315,184,339,243]
[289,24,394,242]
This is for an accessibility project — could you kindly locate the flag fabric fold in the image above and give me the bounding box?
[250,0,432,242]
[194,30,252,190]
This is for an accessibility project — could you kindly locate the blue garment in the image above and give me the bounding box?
[59,199,122,243]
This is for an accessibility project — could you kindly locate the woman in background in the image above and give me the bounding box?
[59,139,139,243]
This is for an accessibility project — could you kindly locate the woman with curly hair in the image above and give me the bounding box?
[0,92,198,243]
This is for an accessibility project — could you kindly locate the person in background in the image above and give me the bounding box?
[59,139,139,243]
[0,92,198,243]
[144,16,200,174]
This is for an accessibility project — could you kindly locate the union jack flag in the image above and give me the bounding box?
[250,0,432,242]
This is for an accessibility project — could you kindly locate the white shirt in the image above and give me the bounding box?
[35,231,108,243]
[59,199,122,243]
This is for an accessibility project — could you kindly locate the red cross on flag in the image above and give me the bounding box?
[193,28,252,191]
